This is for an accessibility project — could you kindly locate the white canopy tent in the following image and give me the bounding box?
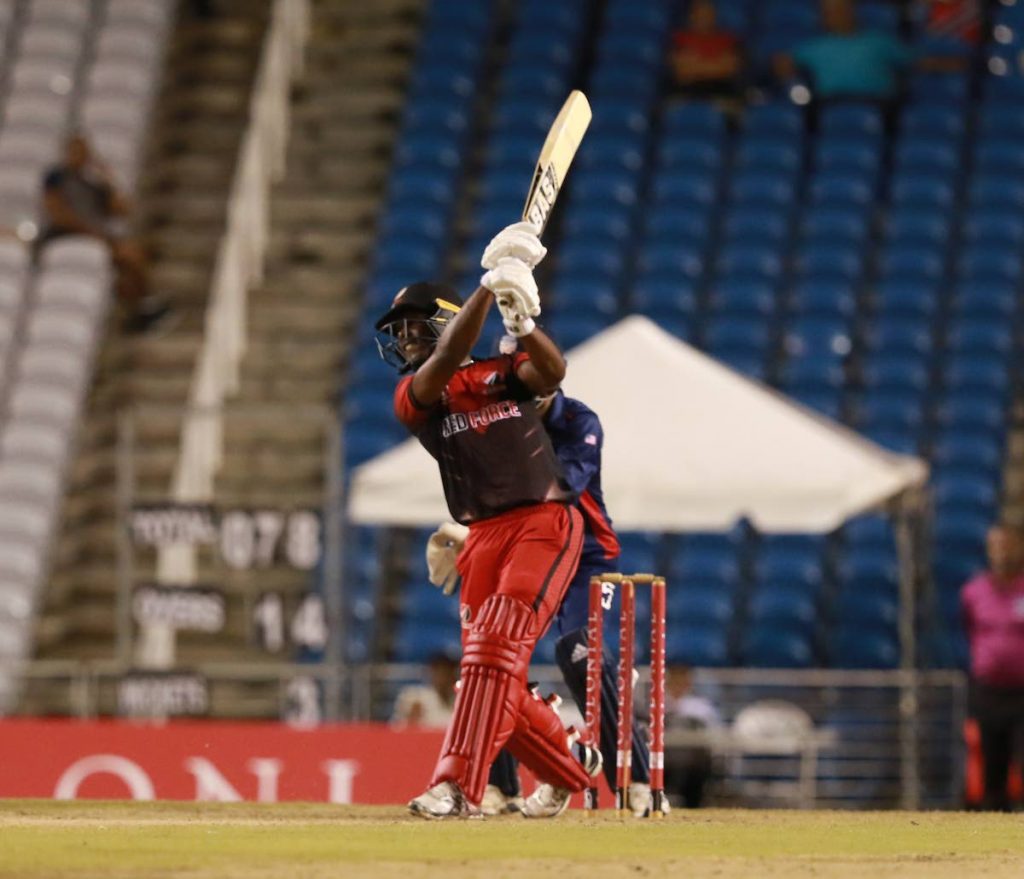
[348,315,927,533]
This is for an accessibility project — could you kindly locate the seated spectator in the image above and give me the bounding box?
[669,0,744,110]
[912,0,981,65]
[39,133,172,333]
[389,651,458,729]
[775,0,914,114]
[664,664,721,808]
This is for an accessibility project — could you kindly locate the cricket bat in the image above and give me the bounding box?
[522,90,592,233]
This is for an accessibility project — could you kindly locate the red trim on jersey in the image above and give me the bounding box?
[394,375,429,427]
[579,489,620,559]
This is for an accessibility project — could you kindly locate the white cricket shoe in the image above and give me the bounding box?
[408,781,477,820]
[480,784,525,816]
[523,739,603,819]
[628,781,672,818]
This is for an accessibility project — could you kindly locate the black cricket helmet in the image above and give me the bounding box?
[374,281,463,372]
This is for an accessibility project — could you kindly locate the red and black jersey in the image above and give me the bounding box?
[394,354,573,524]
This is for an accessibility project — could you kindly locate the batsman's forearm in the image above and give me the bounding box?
[519,326,566,389]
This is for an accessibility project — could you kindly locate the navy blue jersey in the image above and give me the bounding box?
[543,392,620,563]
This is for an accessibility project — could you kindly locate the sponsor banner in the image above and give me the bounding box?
[0,720,591,806]
[0,720,445,803]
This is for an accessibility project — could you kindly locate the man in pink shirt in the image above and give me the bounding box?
[961,523,1024,811]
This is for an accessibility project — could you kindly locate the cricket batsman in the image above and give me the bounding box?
[374,222,601,819]
[429,386,657,817]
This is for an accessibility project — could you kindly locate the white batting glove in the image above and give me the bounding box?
[425,521,470,596]
[481,256,541,317]
[499,307,536,338]
[481,221,547,270]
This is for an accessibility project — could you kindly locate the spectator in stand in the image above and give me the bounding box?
[961,523,1024,811]
[390,651,459,729]
[774,0,914,127]
[913,0,982,66]
[668,0,744,112]
[663,664,721,808]
[39,133,172,333]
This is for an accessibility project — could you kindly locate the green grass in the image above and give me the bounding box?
[2,801,1023,879]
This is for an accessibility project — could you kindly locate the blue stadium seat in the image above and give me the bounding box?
[557,241,628,279]
[860,354,930,393]
[864,319,933,355]
[855,393,926,431]
[638,242,705,279]
[907,71,969,104]
[934,396,1007,431]
[741,626,814,668]
[643,204,713,242]
[785,316,852,359]
[744,101,804,139]
[589,66,659,100]
[658,137,724,171]
[779,355,845,391]
[800,207,870,245]
[809,174,874,207]
[562,208,633,242]
[962,210,1024,247]
[716,244,784,280]
[816,142,881,176]
[931,434,1003,471]
[968,176,1024,211]
[830,628,898,669]
[667,587,733,627]
[629,276,699,314]
[946,319,1014,357]
[675,546,743,586]
[890,175,956,210]
[705,316,773,354]
[837,552,899,596]
[874,280,940,319]
[722,209,790,244]
[747,587,817,630]
[735,141,802,173]
[549,275,619,316]
[543,313,614,349]
[932,509,991,555]
[958,246,1024,285]
[617,531,662,574]
[663,102,728,138]
[652,171,717,206]
[820,105,883,138]
[943,355,1011,394]
[794,244,864,281]
[842,515,895,552]
[790,280,857,319]
[884,212,952,246]
[950,281,1016,320]
[667,625,730,666]
[893,140,960,174]
[577,136,645,173]
[708,279,776,316]
[901,106,964,139]
[729,172,798,207]
[974,141,1024,175]
[754,553,824,593]
[933,472,999,514]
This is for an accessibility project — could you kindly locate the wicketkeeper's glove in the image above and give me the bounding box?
[425,521,470,596]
